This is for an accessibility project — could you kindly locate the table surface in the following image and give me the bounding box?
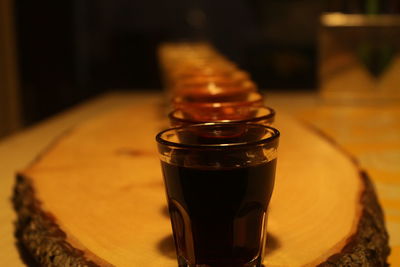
[1,91,399,266]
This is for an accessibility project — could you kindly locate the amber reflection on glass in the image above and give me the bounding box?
[169,106,275,127]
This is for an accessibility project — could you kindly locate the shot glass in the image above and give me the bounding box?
[156,123,279,267]
[171,90,264,124]
[171,79,257,100]
[169,106,275,127]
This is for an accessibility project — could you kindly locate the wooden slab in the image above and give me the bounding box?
[13,101,389,266]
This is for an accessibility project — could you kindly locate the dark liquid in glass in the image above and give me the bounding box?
[161,159,276,267]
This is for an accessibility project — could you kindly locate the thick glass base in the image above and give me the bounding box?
[177,255,262,267]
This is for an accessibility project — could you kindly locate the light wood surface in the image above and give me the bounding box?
[0,92,158,266]
[297,103,400,265]
[13,92,384,266]
[2,92,390,266]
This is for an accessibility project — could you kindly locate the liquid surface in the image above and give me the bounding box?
[161,159,277,267]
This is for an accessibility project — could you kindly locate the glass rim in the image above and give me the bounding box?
[168,106,276,124]
[172,91,263,108]
[171,80,257,92]
[173,70,250,79]
[172,83,256,93]
[156,123,280,149]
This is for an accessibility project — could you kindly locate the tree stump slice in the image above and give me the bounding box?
[13,103,389,266]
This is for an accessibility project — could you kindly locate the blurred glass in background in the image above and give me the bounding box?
[320,0,400,102]
[319,13,400,102]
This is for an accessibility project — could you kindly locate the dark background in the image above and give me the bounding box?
[14,0,400,126]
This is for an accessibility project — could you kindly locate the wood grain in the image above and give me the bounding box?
[12,99,389,266]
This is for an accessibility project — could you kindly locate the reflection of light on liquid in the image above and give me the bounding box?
[207,82,222,95]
